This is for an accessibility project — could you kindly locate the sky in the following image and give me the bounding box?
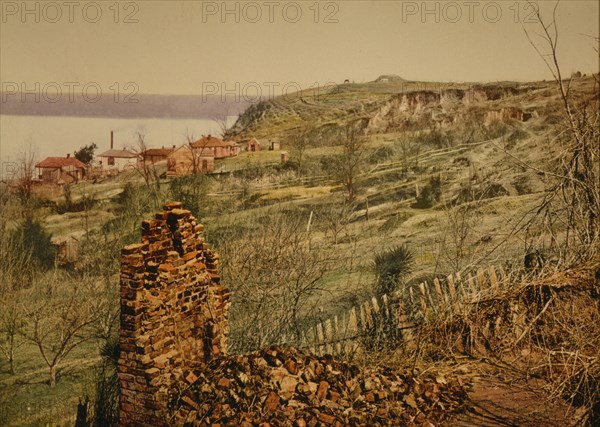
[1,0,599,98]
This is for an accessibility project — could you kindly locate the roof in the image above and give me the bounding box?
[248,137,260,145]
[36,156,86,169]
[142,147,175,157]
[191,135,232,149]
[169,145,214,158]
[98,149,137,159]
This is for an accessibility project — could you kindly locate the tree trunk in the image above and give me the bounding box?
[49,364,56,387]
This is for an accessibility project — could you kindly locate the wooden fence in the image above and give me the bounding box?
[285,264,508,356]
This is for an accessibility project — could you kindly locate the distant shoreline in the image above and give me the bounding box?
[0,93,251,120]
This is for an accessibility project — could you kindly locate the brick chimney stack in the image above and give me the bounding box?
[118,202,230,426]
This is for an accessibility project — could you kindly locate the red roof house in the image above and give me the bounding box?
[191,135,239,159]
[35,154,86,184]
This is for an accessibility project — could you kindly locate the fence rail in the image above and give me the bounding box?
[284,264,508,356]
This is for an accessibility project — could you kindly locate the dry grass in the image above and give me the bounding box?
[415,260,600,425]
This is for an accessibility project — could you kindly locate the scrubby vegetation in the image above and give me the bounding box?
[1,63,598,426]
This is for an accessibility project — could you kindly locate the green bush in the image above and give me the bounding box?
[74,143,97,165]
[372,244,414,297]
[55,185,97,214]
[413,176,442,209]
[13,218,55,269]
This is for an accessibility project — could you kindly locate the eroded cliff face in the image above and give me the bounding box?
[367,91,443,133]
[366,86,535,134]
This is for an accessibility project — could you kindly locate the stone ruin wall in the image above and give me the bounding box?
[118,202,230,426]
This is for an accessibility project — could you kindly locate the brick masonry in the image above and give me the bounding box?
[118,202,230,426]
[117,203,469,426]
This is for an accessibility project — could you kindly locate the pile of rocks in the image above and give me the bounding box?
[170,347,467,426]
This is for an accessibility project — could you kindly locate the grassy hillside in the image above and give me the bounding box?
[1,74,598,425]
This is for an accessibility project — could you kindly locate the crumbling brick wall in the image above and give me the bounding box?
[118,202,230,426]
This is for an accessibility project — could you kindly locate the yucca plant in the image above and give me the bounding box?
[372,244,414,297]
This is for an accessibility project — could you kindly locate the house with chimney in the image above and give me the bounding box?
[35,154,86,184]
[97,131,137,173]
[191,135,239,159]
[167,145,215,177]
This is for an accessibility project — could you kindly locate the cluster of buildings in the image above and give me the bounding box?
[33,131,287,185]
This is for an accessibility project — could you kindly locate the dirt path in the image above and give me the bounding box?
[446,362,574,427]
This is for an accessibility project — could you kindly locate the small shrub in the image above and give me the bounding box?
[93,339,120,427]
[508,128,529,143]
[55,187,97,214]
[13,218,55,269]
[513,174,534,195]
[415,129,454,148]
[481,182,509,199]
[484,122,510,139]
[413,176,442,209]
[369,146,395,164]
[373,244,414,297]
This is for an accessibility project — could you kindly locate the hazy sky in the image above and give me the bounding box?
[1,0,598,97]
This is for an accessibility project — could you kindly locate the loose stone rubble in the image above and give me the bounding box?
[118,203,467,426]
[170,347,468,426]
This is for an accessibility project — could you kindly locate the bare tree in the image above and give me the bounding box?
[131,132,163,203]
[523,1,600,259]
[212,105,231,139]
[398,135,417,178]
[290,126,313,177]
[0,187,33,295]
[137,132,160,183]
[13,147,37,205]
[317,195,356,245]
[183,130,213,176]
[0,298,24,374]
[218,211,335,351]
[331,120,369,201]
[20,272,96,387]
[440,200,484,274]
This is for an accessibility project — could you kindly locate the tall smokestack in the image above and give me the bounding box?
[111,130,114,149]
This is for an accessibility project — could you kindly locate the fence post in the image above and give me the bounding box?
[497,264,507,282]
[333,315,341,355]
[467,273,478,297]
[324,318,333,355]
[348,307,359,356]
[433,277,447,311]
[363,300,374,329]
[316,323,325,355]
[371,297,381,321]
[477,267,488,289]
[359,304,367,331]
[418,282,428,313]
[348,307,358,337]
[397,296,414,346]
[408,286,415,312]
[447,274,457,306]
[488,265,499,290]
